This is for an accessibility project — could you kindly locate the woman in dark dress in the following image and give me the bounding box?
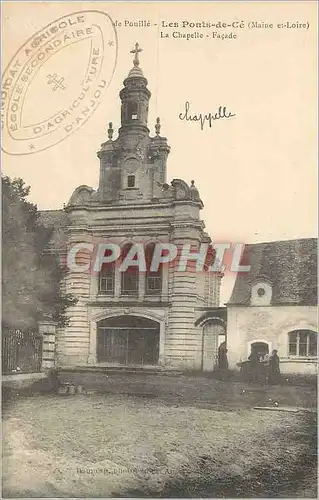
[268,349,281,385]
[248,350,260,383]
[217,341,229,379]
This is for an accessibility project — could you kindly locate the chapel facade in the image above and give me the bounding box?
[45,44,226,370]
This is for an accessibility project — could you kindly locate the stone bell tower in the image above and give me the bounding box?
[119,42,150,136]
[97,43,170,204]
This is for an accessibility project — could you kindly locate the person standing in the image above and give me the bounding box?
[268,349,281,385]
[217,341,229,379]
[260,353,269,386]
[248,349,260,383]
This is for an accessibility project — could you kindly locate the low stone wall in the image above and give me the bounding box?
[2,370,59,400]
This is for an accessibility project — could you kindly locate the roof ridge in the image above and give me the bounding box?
[243,237,317,247]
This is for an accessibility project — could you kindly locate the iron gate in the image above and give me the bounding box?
[2,329,43,374]
[97,316,160,366]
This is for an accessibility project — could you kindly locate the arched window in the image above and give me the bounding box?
[121,244,139,296]
[98,248,115,295]
[145,243,162,295]
[288,330,317,357]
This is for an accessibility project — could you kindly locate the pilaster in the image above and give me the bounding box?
[63,225,92,364]
[166,223,203,369]
[38,321,57,371]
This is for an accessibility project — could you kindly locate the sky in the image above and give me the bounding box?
[2,1,317,303]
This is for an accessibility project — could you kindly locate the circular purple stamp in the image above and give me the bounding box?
[1,10,118,155]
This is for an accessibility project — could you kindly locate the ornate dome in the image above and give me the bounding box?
[127,65,144,78]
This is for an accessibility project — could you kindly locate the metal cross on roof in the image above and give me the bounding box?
[130,42,142,66]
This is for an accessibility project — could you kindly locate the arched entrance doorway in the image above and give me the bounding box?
[250,341,269,359]
[97,315,160,366]
[201,319,226,371]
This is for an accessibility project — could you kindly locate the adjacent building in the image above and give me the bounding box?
[227,238,317,375]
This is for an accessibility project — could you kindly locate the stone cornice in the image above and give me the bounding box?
[88,300,169,308]
[65,197,203,213]
[170,221,205,230]
[65,224,206,240]
[66,224,171,234]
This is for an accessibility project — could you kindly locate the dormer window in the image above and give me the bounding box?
[251,280,272,306]
[127,175,135,188]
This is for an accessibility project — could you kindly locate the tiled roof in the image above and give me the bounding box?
[228,238,317,306]
[38,209,68,252]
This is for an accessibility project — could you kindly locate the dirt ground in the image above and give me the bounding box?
[2,384,317,498]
